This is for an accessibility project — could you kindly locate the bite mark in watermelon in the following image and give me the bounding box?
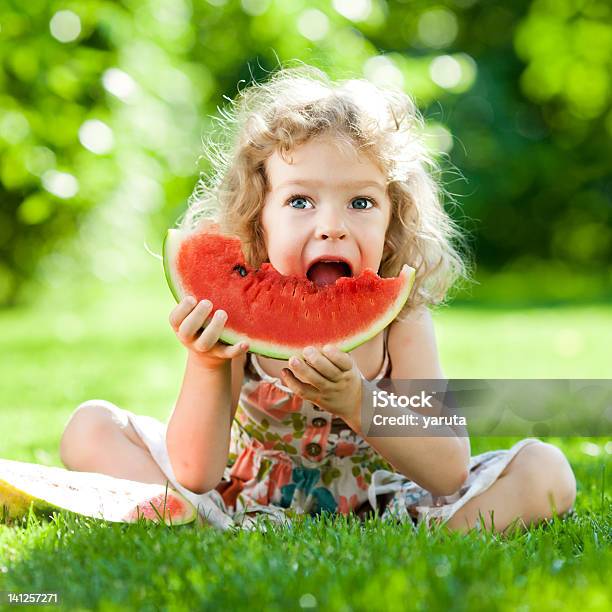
[163,224,415,360]
[0,458,196,526]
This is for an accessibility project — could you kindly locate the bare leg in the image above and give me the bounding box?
[60,401,170,486]
[444,440,576,534]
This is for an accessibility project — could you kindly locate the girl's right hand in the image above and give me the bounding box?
[169,296,249,369]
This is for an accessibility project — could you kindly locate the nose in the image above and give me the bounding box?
[319,227,346,240]
[315,209,347,241]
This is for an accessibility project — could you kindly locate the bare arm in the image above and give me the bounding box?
[166,297,248,494]
[166,355,230,494]
[344,306,470,497]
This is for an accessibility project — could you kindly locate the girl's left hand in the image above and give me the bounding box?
[280,345,363,422]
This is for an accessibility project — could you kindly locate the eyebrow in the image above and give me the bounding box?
[275,179,386,192]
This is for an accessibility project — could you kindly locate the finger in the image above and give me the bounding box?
[192,309,228,352]
[218,341,249,359]
[321,344,353,372]
[281,367,318,400]
[229,340,249,355]
[177,299,213,341]
[287,356,329,390]
[301,346,344,382]
[169,296,197,331]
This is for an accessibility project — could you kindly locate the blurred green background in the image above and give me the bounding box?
[1,0,611,308]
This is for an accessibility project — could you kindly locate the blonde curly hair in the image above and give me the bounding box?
[178,64,472,317]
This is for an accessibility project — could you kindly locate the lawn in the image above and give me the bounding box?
[1,275,610,610]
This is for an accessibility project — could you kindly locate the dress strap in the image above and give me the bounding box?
[249,352,277,383]
[248,353,294,392]
[373,325,391,381]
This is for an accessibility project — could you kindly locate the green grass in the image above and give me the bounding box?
[0,275,610,610]
[1,507,610,611]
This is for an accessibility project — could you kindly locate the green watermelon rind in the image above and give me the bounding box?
[163,229,184,303]
[0,477,57,522]
[162,228,415,360]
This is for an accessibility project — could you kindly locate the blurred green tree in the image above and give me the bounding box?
[0,0,610,306]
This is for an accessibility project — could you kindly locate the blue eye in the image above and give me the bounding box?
[351,198,374,210]
[288,196,312,209]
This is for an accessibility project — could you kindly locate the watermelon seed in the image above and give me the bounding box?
[233,265,248,277]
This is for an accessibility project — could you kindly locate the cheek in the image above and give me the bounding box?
[261,209,285,247]
[359,218,387,244]
[260,203,274,239]
[261,217,305,273]
[358,222,387,262]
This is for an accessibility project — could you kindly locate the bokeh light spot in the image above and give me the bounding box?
[333,0,372,23]
[299,593,317,609]
[241,0,270,17]
[42,170,79,199]
[0,111,30,144]
[49,10,81,43]
[297,9,330,42]
[79,120,114,155]
[581,442,601,456]
[430,55,462,88]
[363,55,404,90]
[102,68,139,103]
[418,8,458,48]
[25,147,56,176]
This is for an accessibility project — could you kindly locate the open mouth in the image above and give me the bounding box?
[306,261,353,287]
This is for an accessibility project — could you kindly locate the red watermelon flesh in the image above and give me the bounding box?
[122,491,188,522]
[163,225,415,360]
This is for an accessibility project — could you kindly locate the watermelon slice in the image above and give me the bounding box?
[0,458,196,526]
[163,224,415,360]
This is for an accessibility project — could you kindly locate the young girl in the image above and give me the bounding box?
[59,66,576,533]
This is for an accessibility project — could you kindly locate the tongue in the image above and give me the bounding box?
[307,262,349,287]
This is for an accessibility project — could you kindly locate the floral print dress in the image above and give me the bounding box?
[118,326,541,531]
